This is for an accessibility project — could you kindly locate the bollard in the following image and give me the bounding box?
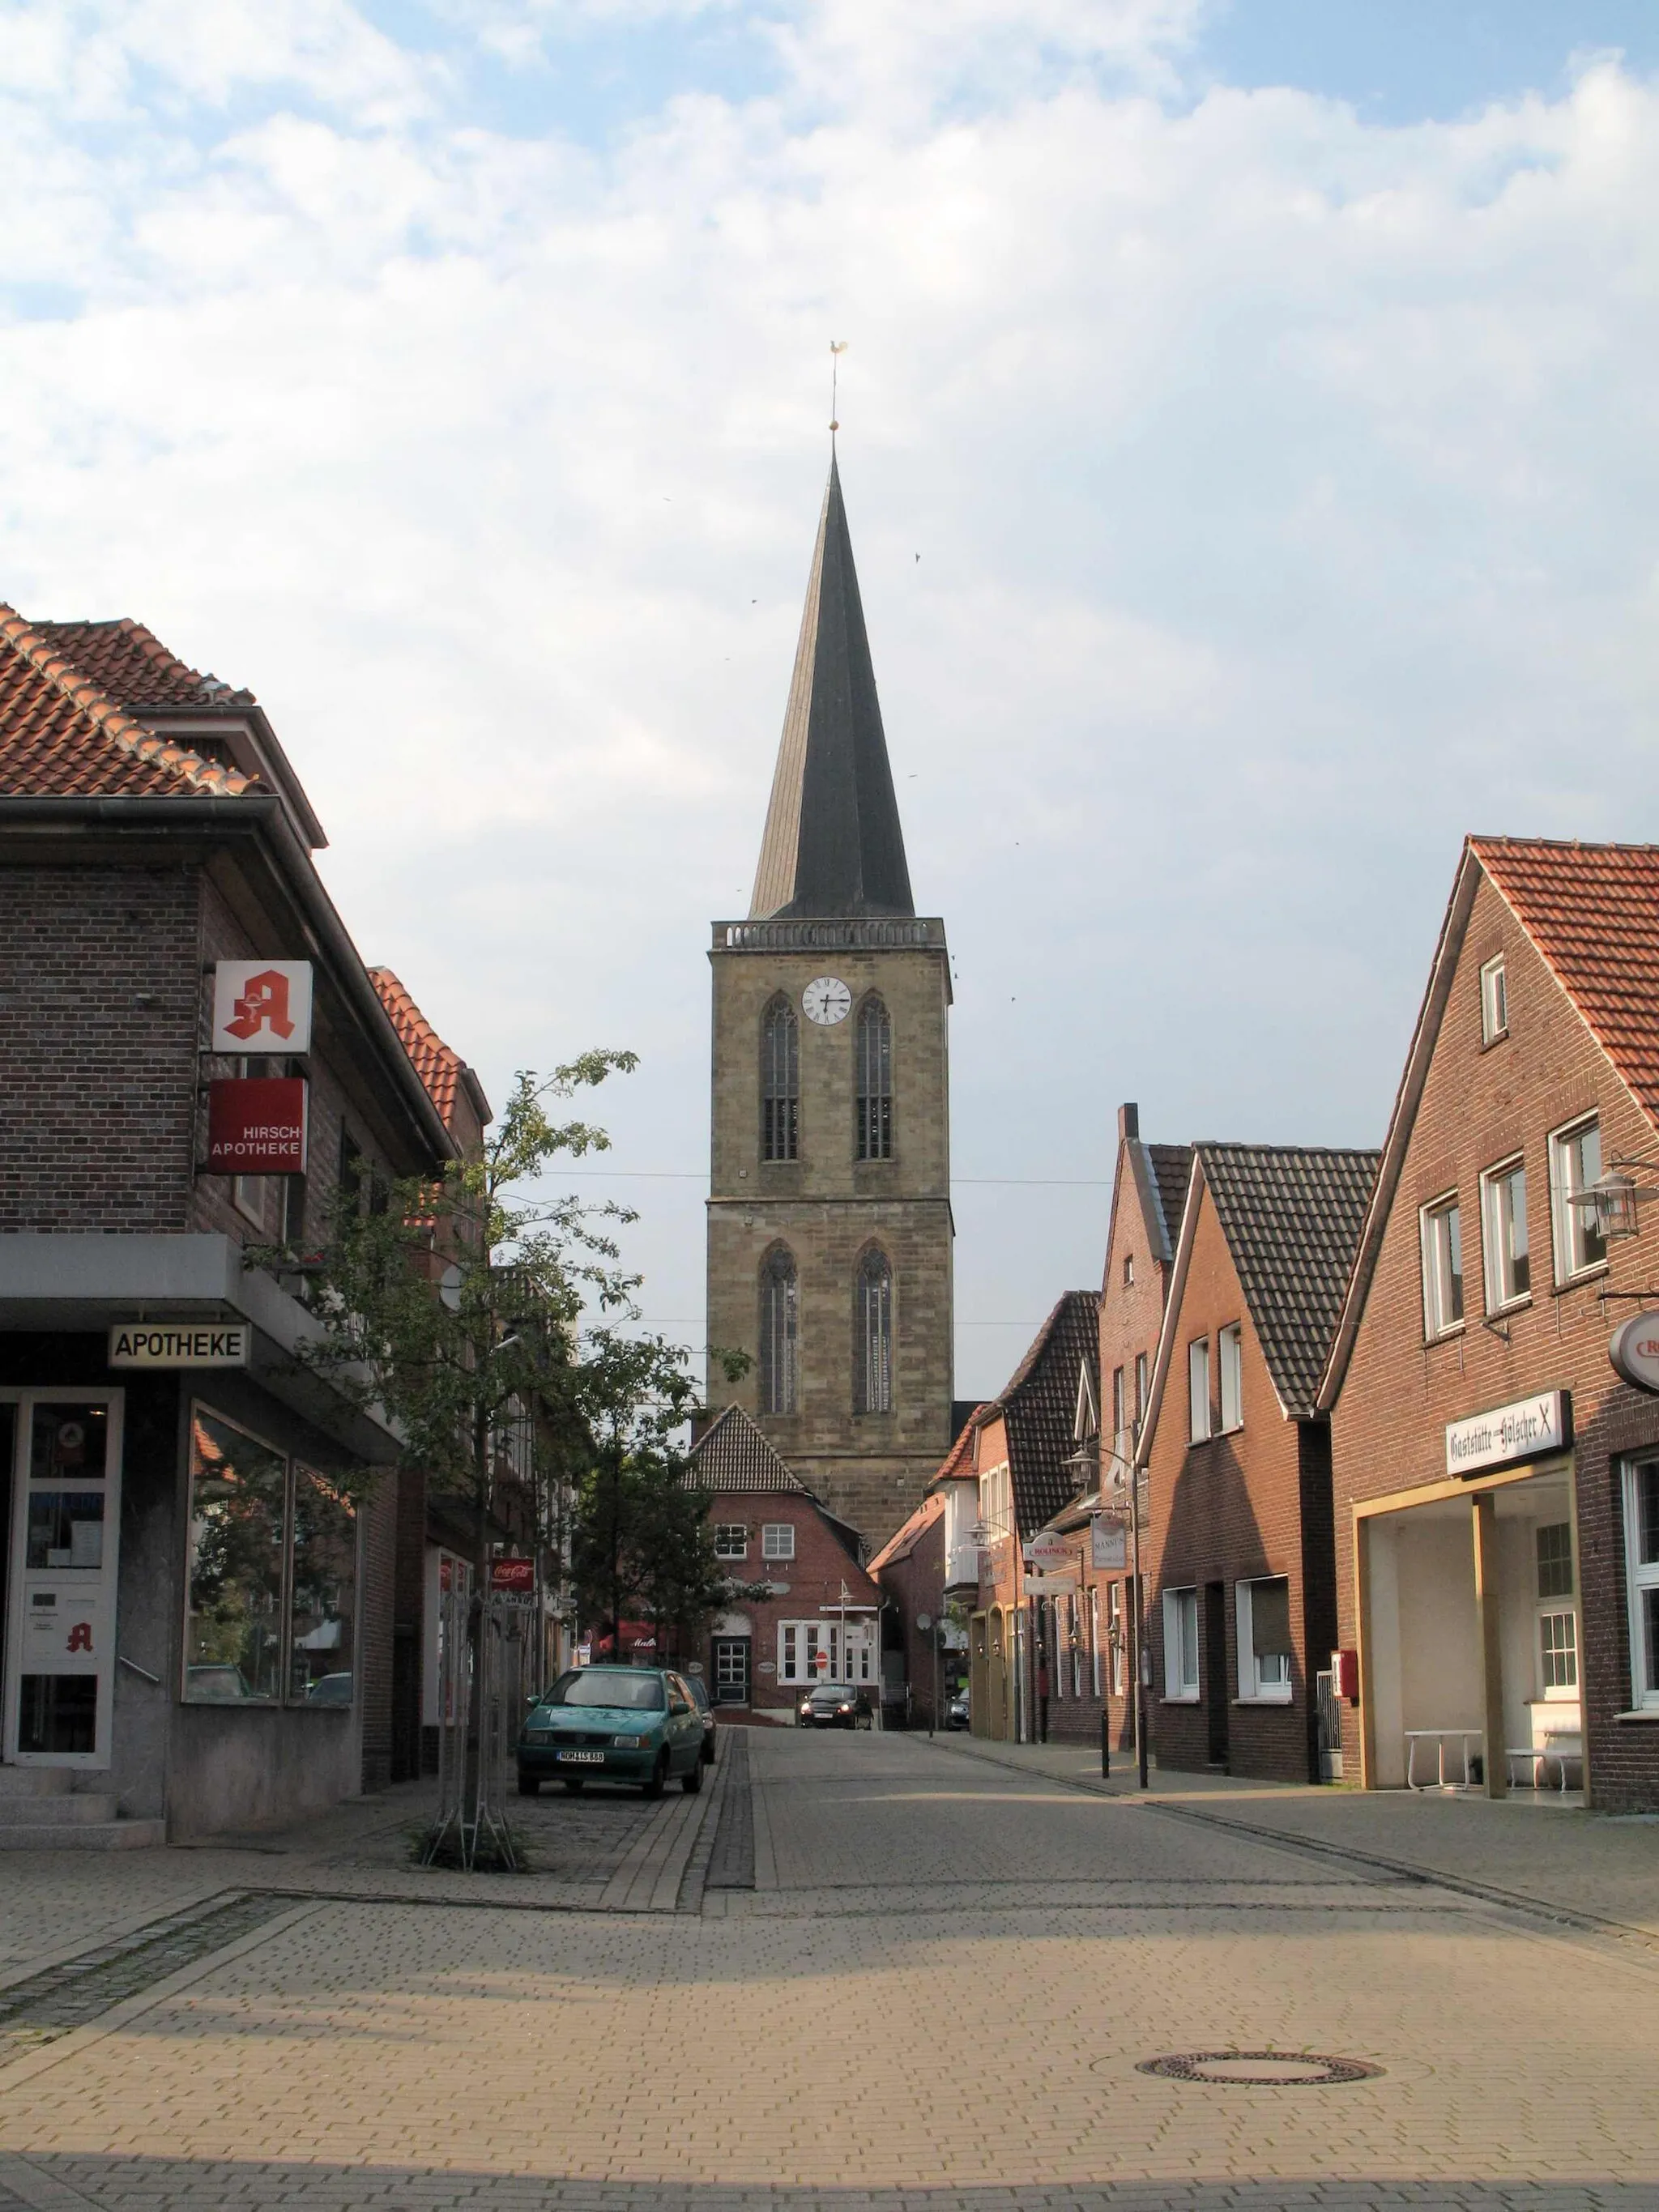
[1101,1706,1111,1779]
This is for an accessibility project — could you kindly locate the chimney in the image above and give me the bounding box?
[1117,1102,1139,1141]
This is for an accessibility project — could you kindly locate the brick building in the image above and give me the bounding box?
[0,609,472,1840]
[704,456,953,1551]
[868,1416,981,1730]
[1141,1144,1377,1784]
[966,1292,1099,1744]
[684,1404,881,1719]
[1320,838,1659,1810]
[1093,1105,1191,1760]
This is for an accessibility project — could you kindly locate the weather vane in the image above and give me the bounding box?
[830,339,848,434]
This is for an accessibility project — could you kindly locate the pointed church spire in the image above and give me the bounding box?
[749,454,915,920]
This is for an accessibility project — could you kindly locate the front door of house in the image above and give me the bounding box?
[712,1637,750,1707]
[2,1394,124,1768]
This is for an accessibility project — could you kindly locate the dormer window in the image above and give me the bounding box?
[1480,955,1508,1046]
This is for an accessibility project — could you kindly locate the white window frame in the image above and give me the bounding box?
[1419,1191,1465,1340]
[761,1523,795,1562]
[1162,1586,1199,1702]
[1480,1154,1531,1313]
[1621,1458,1659,1711]
[713,1524,748,1560]
[1550,1112,1608,1287]
[1188,1339,1211,1444]
[1480,953,1508,1045]
[1218,1323,1243,1433]
[1109,1581,1124,1697]
[1235,1576,1293,1704]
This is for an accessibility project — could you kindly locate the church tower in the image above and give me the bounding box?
[706,454,953,1548]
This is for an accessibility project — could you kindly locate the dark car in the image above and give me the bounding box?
[681,1669,717,1765]
[797,1681,869,1729]
[517,1667,706,1797]
[946,1685,970,1730]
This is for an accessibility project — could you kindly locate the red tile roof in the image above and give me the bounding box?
[369,969,471,1131]
[1474,836,1659,1126]
[0,606,258,799]
[27,617,254,712]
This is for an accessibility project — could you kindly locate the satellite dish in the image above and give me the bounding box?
[439,1265,463,1314]
[916,1613,932,1632]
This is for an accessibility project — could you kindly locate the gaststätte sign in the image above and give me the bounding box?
[207,1076,308,1173]
[109,1323,250,1369]
[1444,1389,1571,1479]
[1609,1312,1659,1396]
[211,961,313,1055]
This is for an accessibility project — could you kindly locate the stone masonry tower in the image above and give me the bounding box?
[706,453,953,1549]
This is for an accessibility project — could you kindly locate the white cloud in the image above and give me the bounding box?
[2,9,1658,1387]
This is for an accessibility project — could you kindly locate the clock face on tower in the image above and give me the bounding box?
[802,975,852,1027]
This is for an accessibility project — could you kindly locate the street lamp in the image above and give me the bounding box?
[1101,1420,1149,1792]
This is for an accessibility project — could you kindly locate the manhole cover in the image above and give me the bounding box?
[1138,2050,1383,2086]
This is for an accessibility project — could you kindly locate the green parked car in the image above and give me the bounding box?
[517,1666,706,1798]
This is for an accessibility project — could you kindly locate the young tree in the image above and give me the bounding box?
[284,1052,697,1863]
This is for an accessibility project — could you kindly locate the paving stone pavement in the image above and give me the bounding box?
[0,1732,1656,2211]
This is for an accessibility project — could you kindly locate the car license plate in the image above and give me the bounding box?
[557,1750,604,1764]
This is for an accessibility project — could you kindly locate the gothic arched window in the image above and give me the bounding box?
[855,996,892,1161]
[761,996,799,1162]
[855,1247,893,1414]
[758,1247,800,1415]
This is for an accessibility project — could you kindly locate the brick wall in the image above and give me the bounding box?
[1330,867,1659,1811]
[0,864,200,1230]
[1144,1182,1332,1784]
[695,1489,880,1716]
[873,1502,949,1727]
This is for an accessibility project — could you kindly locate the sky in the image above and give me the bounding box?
[3,0,1658,1400]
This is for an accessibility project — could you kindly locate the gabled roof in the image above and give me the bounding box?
[749,454,915,920]
[0,606,259,800]
[1198,1144,1380,1417]
[983,1291,1101,1536]
[369,970,492,1136]
[28,617,255,712]
[1476,837,1659,1125]
[1320,837,1659,1409]
[1149,1144,1194,1259]
[868,1486,945,1572]
[684,1404,810,1494]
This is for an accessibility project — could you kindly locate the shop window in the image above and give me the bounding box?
[1162,1587,1199,1700]
[1480,1157,1530,1311]
[1188,1339,1210,1443]
[183,1408,358,1708]
[761,1523,795,1561]
[1550,1115,1607,1282]
[1218,1324,1243,1433]
[1237,1576,1292,1702]
[1420,1194,1464,1337]
[1480,954,1508,1044]
[1536,1522,1574,1600]
[287,1467,357,1707]
[1622,1459,1659,1711]
[714,1524,748,1559]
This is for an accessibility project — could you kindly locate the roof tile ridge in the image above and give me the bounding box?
[0,608,257,799]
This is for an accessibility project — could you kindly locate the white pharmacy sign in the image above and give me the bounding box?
[109,1323,250,1370]
[211,960,313,1055]
[1445,1390,1570,1480]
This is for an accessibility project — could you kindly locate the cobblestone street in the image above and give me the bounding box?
[1,1732,1657,2210]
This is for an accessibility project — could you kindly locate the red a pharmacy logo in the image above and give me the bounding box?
[225,968,296,1043]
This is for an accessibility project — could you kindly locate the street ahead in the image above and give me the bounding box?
[2,1729,1658,2210]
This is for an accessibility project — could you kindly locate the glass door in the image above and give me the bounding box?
[2,1393,124,1767]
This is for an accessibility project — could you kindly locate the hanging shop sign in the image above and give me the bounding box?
[1090,1515,1128,1570]
[1610,1312,1659,1396]
[109,1323,249,1369]
[207,1076,308,1173]
[211,960,313,1055]
[1024,1530,1073,1575]
[1022,1571,1078,1593]
[489,1558,535,1596]
[1444,1389,1571,1480]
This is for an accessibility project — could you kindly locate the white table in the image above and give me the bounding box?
[1405,1727,1483,1790]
